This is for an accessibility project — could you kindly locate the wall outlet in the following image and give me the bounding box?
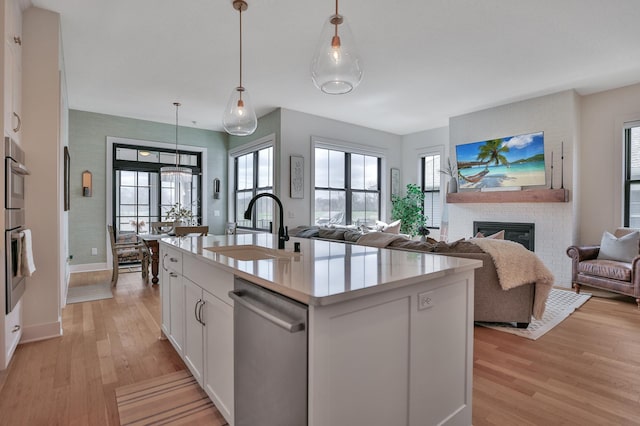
[418,291,434,310]
[288,210,295,218]
[214,210,220,217]
[91,248,97,256]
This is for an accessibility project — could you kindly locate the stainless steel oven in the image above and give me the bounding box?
[5,137,29,313]
[5,137,28,210]
[5,209,25,313]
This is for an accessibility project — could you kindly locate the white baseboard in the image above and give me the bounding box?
[69,262,109,273]
[20,320,63,344]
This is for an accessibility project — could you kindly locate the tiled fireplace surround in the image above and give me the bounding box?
[447,201,573,288]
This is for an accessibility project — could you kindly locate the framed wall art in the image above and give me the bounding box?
[390,167,400,200]
[290,155,304,199]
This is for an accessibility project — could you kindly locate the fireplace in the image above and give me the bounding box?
[473,221,535,251]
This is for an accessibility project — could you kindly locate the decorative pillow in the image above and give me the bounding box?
[597,231,640,263]
[375,219,401,234]
[474,230,505,240]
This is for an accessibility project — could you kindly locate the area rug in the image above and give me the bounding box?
[476,288,591,340]
[115,370,228,426]
[66,282,113,304]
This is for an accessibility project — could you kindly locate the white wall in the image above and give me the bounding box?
[280,108,402,227]
[401,126,449,187]
[580,82,640,244]
[447,91,579,287]
[21,7,63,340]
[401,126,449,240]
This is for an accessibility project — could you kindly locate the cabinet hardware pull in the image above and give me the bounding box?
[169,272,178,278]
[13,36,21,45]
[198,300,205,326]
[228,290,305,333]
[162,253,168,271]
[194,299,201,323]
[12,112,21,132]
[170,257,178,263]
[12,325,20,333]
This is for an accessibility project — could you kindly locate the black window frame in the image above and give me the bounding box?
[112,143,203,232]
[233,146,274,231]
[421,153,442,230]
[314,147,382,226]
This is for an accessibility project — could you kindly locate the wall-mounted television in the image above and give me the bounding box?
[455,131,545,189]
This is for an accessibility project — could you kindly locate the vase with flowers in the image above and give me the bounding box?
[165,202,194,227]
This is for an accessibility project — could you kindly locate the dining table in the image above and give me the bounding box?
[140,233,169,284]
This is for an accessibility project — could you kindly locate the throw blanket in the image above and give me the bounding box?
[357,232,409,248]
[470,238,553,319]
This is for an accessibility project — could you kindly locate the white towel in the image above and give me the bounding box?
[20,229,36,277]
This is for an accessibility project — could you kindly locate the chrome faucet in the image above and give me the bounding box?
[244,193,289,249]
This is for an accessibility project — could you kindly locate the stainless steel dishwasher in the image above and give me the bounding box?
[229,277,308,426]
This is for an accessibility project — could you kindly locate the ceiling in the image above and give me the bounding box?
[30,0,640,136]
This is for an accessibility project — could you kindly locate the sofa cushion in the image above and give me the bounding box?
[597,231,640,263]
[579,259,632,282]
[318,228,347,240]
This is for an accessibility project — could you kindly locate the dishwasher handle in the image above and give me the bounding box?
[229,290,305,333]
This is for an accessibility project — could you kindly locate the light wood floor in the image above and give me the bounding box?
[0,274,639,425]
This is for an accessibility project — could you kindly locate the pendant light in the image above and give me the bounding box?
[222,0,257,136]
[311,0,363,94]
[160,102,192,183]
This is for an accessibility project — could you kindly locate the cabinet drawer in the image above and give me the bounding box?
[183,255,233,304]
[4,298,22,362]
[162,245,183,275]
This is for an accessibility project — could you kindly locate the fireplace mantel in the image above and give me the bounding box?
[446,188,569,203]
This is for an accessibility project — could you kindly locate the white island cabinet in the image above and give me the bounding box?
[160,233,481,426]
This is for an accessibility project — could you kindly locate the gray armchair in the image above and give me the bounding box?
[566,228,640,308]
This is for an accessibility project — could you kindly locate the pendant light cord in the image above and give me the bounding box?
[239,5,243,97]
[334,0,338,37]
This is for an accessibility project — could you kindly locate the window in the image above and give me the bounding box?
[113,144,202,233]
[624,123,640,227]
[422,153,441,229]
[234,146,274,230]
[314,147,381,226]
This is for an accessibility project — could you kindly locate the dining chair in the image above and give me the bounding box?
[174,225,209,237]
[107,225,150,286]
[150,221,174,234]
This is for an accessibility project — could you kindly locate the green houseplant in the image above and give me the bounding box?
[391,183,428,236]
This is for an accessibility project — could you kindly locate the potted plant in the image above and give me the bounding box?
[391,183,428,237]
[165,202,194,226]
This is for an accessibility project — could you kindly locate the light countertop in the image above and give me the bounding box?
[161,233,482,306]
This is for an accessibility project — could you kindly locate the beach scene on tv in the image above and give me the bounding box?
[455,131,546,189]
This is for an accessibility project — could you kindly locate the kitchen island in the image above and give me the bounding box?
[159,233,481,426]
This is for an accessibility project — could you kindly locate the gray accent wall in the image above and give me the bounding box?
[69,109,228,266]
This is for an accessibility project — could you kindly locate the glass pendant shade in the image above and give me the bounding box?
[160,166,193,183]
[311,13,363,94]
[222,87,258,136]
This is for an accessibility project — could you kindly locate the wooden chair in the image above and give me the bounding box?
[150,221,174,234]
[107,225,150,286]
[174,226,209,237]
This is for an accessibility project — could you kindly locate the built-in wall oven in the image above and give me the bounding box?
[5,137,29,313]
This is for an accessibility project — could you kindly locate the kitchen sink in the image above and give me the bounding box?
[204,245,300,261]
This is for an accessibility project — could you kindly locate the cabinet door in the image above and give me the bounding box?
[203,290,234,424]
[168,271,184,355]
[4,0,21,141]
[183,279,204,385]
[160,247,171,337]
